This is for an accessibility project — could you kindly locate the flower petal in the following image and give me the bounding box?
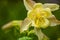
[33,3,43,9]
[40,18,50,28]
[48,15,60,26]
[33,17,49,28]
[43,3,59,11]
[42,8,52,18]
[27,8,50,28]
[20,18,32,33]
[23,0,35,10]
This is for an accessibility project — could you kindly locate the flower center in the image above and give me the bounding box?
[27,5,51,28]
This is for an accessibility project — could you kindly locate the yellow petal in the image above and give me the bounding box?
[41,8,52,18]
[32,17,49,28]
[40,18,49,28]
[43,3,59,11]
[27,8,52,19]
[33,3,43,9]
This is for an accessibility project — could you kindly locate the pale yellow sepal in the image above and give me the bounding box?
[43,3,59,11]
[48,15,60,26]
[20,18,32,33]
[23,0,35,10]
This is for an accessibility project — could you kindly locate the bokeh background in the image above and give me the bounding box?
[0,0,60,40]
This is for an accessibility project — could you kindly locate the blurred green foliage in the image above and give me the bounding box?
[18,37,32,40]
[0,0,27,40]
[0,0,60,40]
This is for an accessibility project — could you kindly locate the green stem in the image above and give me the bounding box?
[34,27,49,40]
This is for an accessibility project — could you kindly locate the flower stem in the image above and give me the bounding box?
[34,27,49,40]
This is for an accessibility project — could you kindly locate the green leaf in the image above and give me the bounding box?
[18,37,32,40]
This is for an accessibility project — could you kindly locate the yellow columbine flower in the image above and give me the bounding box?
[23,1,60,40]
[2,0,60,31]
[27,3,52,28]
[2,0,60,33]
[23,0,60,28]
[23,0,60,40]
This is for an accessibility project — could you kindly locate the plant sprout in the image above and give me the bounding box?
[2,0,60,40]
